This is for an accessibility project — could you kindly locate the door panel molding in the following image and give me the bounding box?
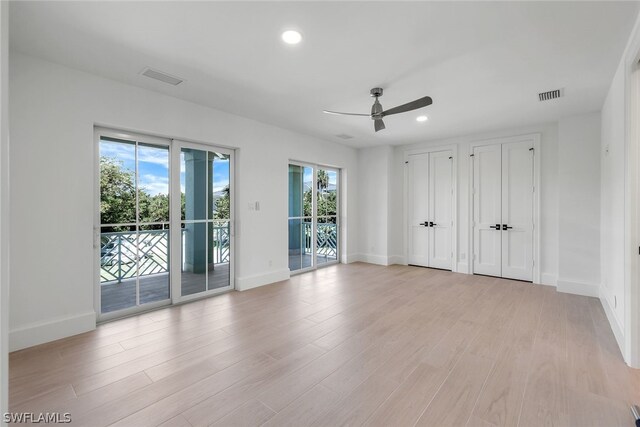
[468,133,541,283]
[404,144,458,272]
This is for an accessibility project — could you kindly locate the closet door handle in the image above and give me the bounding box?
[503,224,513,230]
[419,222,429,227]
[429,222,436,227]
[489,224,501,230]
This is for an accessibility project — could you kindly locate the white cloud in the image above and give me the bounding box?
[139,174,169,196]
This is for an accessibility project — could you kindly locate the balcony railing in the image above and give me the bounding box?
[100,225,230,284]
[301,221,338,258]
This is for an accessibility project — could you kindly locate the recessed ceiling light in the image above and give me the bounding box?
[416,115,428,122]
[282,30,302,45]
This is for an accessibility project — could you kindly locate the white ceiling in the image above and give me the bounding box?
[9,1,640,148]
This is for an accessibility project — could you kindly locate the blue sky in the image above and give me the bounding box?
[100,139,229,196]
[302,167,337,190]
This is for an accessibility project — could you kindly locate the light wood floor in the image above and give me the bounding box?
[9,263,640,426]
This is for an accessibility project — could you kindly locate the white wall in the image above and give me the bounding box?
[388,122,561,285]
[601,63,626,343]
[357,145,393,265]
[557,113,601,296]
[0,0,9,421]
[600,10,640,367]
[8,52,359,350]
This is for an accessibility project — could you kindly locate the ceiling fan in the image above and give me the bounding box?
[323,88,433,132]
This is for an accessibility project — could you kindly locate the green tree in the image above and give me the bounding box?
[100,156,174,230]
[213,186,230,219]
[100,157,136,228]
[317,170,328,191]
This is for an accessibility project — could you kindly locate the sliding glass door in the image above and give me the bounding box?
[175,142,233,300]
[288,162,339,272]
[97,131,171,317]
[96,129,234,320]
[316,168,339,266]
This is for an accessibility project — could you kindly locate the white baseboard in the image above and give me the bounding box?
[540,273,558,287]
[556,279,599,297]
[357,253,391,266]
[9,311,96,352]
[388,255,405,265]
[599,290,625,357]
[456,262,469,274]
[344,253,362,264]
[236,268,290,291]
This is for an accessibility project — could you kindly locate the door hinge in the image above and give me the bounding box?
[529,147,534,152]
[449,156,453,160]
[405,161,409,164]
[470,153,475,157]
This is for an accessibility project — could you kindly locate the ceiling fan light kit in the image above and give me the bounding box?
[323,87,433,132]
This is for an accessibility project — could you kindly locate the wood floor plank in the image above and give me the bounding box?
[210,399,276,427]
[365,363,449,427]
[414,352,495,426]
[8,264,636,427]
[262,384,339,427]
[311,373,398,426]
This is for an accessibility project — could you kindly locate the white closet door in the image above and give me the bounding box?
[428,150,453,269]
[407,153,430,267]
[501,141,534,281]
[473,144,502,276]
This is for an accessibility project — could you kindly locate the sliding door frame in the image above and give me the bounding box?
[171,139,235,304]
[94,128,236,321]
[94,127,173,322]
[468,134,541,283]
[288,160,341,274]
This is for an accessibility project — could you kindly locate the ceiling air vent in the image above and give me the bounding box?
[140,67,184,86]
[335,134,354,140]
[538,88,564,102]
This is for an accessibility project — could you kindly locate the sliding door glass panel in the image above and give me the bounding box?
[180,148,233,296]
[288,164,314,271]
[138,224,170,304]
[181,221,207,296]
[99,136,171,314]
[100,138,136,225]
[208,152,231,290]
[100,225,137,313]
[181,148,207,296]
[208,221,230,289]
[137,143,170,304]
[316,168,338,265]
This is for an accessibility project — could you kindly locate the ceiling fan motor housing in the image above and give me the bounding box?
[370,87,383,97]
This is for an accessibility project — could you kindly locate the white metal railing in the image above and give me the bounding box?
[100,225,230,283]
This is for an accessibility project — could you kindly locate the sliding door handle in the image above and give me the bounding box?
[502,224,513,230]
[419,222,429,227]
[489,224,501,230]
[429,222,436,227]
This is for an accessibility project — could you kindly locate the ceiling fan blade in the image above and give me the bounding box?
[323,110,371,117]
[382,96,432,117]
[374,119,386,132]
